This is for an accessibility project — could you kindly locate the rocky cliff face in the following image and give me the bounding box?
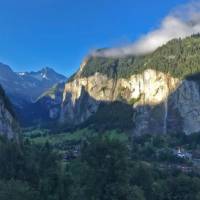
[60,57,200,135]
[0,87,18,139]
[35,36,200,135]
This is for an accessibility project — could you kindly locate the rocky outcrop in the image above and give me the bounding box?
[130,78,200,135]
[169,80,200,134]
[0,87,18,139]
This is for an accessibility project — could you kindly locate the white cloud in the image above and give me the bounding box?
[92,1,200,57]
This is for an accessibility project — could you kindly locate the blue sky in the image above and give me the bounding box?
[0,0,189,76]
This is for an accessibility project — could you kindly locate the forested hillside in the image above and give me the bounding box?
[79,34,200,79]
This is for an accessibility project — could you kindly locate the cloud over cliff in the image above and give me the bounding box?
[93,1,200,57]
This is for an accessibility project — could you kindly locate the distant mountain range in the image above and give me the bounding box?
[0,63,66,106]
[0,63,67,126]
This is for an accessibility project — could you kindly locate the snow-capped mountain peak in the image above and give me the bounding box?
[0,63,67,103]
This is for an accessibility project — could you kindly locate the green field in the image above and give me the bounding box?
[23,128,129,145]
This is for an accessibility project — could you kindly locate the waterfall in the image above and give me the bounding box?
[163,99,168,134]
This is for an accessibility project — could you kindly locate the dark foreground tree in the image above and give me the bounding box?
[68,136,145,200]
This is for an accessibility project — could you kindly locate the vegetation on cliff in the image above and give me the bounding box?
[78,34,200,80]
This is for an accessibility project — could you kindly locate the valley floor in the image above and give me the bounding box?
[1,127,200,200]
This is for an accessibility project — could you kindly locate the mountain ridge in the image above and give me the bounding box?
[0,63,66,103]
[0,63,67,126]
